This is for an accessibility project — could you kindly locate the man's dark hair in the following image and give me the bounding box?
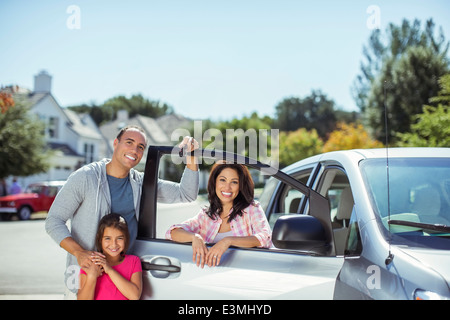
[116,125,147,144]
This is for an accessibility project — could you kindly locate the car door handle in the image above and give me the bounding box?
[140,255,181,279]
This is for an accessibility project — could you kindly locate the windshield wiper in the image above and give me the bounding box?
[388,220,450,233]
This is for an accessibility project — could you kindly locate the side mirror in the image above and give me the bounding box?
[272,215,330,255]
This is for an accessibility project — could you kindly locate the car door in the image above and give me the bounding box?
[39,186,55,212]
[133,146,345,300]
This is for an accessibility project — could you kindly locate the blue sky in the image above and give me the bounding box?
[1,0,449,121]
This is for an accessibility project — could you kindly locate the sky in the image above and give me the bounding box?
[1,0,449,121]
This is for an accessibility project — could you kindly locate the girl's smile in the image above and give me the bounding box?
[102,227,126,261]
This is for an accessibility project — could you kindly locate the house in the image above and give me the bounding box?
[7,71,103,188]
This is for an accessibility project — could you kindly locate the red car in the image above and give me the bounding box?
[0,181,65,220]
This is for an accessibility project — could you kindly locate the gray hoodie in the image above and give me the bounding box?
[45,158,198,290]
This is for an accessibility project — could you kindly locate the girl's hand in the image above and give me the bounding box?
[83,263,103,278]
[206,238,231,267]
[192,233,208,268]
[91,254,113,274]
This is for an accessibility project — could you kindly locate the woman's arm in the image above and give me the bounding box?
[248,202,273,248]
[171,228,209,268]
[205,236,260,267]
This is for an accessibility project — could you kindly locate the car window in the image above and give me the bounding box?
[47,186,59,197]
[361,158,450,249]
[263,169,312,229]
[26,185,43,194]
[258,176,278,213]
[316,167,355,256]
[344,208,363,256]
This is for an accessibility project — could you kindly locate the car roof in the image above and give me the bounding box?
[28,181,66,187]
[282,147,450,173]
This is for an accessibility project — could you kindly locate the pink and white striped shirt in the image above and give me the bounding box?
[165,201,272,248]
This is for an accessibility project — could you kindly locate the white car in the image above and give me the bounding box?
[134,146,450,300]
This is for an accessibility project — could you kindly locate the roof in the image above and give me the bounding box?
[282,147,450,173]
[64,109,103,140]
[13,91,102,141]
[28,180,66,187]
[48,142,83,157]
[99,114,173,146]
[156,113,194,138]
[135,114,170,145]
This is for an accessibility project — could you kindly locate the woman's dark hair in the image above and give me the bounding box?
[206,162,254,222]
[95,213,130,256]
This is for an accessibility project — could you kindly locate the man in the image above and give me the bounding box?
[45,125,199,297]
[9,178,22,194]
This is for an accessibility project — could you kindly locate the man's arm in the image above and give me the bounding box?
[45,171,83,246]
[157,167,199,203]
[179,136,199,172]
[60,237,103,269]
[156,137,200,203]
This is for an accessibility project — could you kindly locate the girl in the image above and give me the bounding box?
[166,162,272,268]
[77,213,142,300]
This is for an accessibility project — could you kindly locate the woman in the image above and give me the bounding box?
[166,162,272,268]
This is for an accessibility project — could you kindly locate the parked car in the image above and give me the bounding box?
[133,146,450,300]
[0,181,65,220]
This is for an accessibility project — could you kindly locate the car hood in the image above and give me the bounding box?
[400,247,450,284]
[0,193,38,201]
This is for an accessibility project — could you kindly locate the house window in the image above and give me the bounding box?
[84,143,95,164]
[48,117,59,138]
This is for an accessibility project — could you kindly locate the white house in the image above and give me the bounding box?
[12,71,103,187]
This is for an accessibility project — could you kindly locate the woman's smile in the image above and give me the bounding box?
[216,168,240,204]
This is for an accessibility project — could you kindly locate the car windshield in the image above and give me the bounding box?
[26,185,44,194]
[360,157,450,249]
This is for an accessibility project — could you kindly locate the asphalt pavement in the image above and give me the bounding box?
[0,215,66,299]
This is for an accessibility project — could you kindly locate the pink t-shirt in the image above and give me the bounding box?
[80,254,142,300]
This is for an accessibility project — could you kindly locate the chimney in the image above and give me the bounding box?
[117,109,129,130]
[34,70,52,93]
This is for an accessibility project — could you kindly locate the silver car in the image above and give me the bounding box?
[134,146,450,300]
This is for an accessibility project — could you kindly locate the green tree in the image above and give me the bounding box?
[68,103,105,125]
[274,90,337,138]
[199,112,275,161]
[279,128,323,168]
[323,122,383,152]
[367,46,449,142]
[0,98,52,178]
[68,94,173,125]
[396,74,450,147]
[103,94,172,120]
[352,18,449,142]
[353,18,449,112]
